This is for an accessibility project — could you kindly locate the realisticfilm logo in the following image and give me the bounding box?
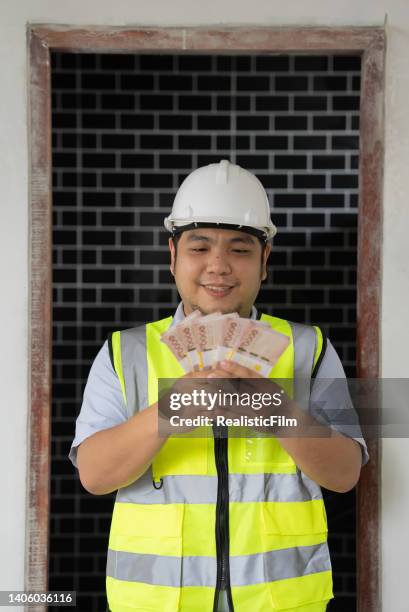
[167,388,298,429]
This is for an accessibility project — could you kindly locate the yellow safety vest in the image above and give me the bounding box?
[106,312,333,611]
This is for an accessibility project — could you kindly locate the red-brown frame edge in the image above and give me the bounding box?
[27,25,385,612]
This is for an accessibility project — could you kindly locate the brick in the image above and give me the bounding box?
[312,194,345,208]
[294,135,326,150]
[236,155,269,169]
[311,232,344,247]
[294,56,329,71]
[82,231,115,245]
[101,93,135,109]
[53,269,77,283]
[140,289,173,302]
[82,269,115,283]
[52,112,77,128]
[179,135,211,150]
[276,76,308,91]
[313,76,348,91]
[121,114,154,129]
[311,270,344,285]
[273,270,306,284]
[198,76,230,91]
[275,116,308,130]
[257,289,287,303]
[294,96,327,111]
[122,231,154,246]
[333,96,360,111]
[53,153,77,167]
[52,72,76,89]
[120,307,155,322]
[101,134,135,149]
[140,94,173,110]
[101,54,135,70]
[257,174,287,189]
[255,136,288,150]
[293,175,326,189]
[274,232,306,247]
[334,56,361,71]
[82,192,116,207]
[292,251,325,266]
[81,73,116,89]
[62,250,96,264]
[330,213,357,228]
[159,154,191,169]
[274,193,307,208]
[140,134,173,149]
[275,155,307,170]
[237,76,269,91]
[82,153,115,168]
[255,56,289,71]
[102,173,135,188]
[159,115,192,130]
[53,230,77,245]
[332,136,359,150]
[140,173,173,188]
[140,212,169,226]
[330,251,357,266]
[313,155,345,170]
[293,213,325,227]
[313,116,346,130]
[140,251,170,264]
[101,289,135,302]
[255,96,288,111]
[331,175,358,189]
[329,289,356,303]
[179,95,212,111]
[237,116,269,131]
[198,115,231,130]
[179,55,212,71]
[121,270,154,284]
[82,307,115,322]
[217,96,250,111]
[121,153,154,168]
[62,172,96,188]
[217,135,250,149]
[159,75,193,90]
[102,212,134,225]
[120,74,154,90]
[140,55,174,70]
[292,289,325,303]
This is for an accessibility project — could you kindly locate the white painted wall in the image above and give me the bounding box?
[0,0,407,610]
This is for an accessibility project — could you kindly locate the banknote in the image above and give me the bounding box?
[160,309,290,376]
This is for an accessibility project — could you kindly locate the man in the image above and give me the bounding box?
[69,160,368,612]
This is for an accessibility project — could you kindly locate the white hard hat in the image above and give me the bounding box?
[164,160,277,241]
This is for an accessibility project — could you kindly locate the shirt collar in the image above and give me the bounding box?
[170,301,258,327]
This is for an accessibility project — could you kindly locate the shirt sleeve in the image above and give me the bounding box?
[68,340,127,469]
[310,339,370,467]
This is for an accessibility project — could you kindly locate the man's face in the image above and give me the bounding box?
[168,227,271,318]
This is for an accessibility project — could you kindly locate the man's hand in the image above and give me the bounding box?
[202,360,363,493]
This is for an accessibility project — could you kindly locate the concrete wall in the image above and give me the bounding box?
[0,1,406,610]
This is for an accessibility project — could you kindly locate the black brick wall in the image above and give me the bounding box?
[50,53,360,611]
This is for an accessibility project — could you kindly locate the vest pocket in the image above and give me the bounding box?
[262,499,328,536]
[109,502,184,557]
[231,436,297,474]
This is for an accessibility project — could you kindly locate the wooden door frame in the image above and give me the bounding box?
[27,25,384,611]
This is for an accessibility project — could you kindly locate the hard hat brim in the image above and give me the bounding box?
[168,221,274,242]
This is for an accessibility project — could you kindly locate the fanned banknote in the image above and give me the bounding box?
[160,310,290,376]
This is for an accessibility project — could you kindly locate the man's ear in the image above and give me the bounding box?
[261,242,272,281]
[169,237,176,276]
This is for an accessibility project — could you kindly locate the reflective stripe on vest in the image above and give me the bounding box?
[106,313,333,612]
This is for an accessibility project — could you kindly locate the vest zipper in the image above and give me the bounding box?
[213,425,234,612]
